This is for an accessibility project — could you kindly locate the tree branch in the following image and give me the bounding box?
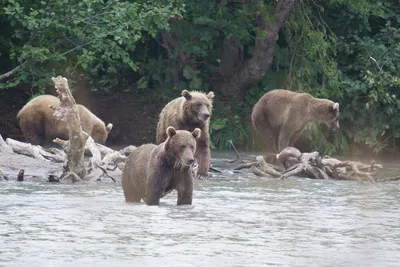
[0,61,28,81]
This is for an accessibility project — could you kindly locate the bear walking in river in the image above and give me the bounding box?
[17,95,112,145]
[251,89,340,153]
[122,126,201,206]
[156,90,214,179]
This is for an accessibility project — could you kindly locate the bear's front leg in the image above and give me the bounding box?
[177,173,194,205]
[145,168,167,206]
[145,189,162,205]
[195,136,210,179]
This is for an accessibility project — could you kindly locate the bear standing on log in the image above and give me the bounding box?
[17,95,113,145]
[122,127,201,206]
[156,90,214,179]
[251,89,340,153]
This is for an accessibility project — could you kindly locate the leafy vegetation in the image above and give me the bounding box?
[1,0,400,155]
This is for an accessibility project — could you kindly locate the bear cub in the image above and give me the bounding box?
[122,126,201,206]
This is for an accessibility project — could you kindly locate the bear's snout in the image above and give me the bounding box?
[202,113,210,120]
[187,158,195,165]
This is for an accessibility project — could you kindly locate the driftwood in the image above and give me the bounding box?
[0,167,9,180]
[221,144,388,183]
[17,169,24,181]
[51,76,88,180]
[0,134,13,154]
[5,138,66,162]
[0,136,130,183]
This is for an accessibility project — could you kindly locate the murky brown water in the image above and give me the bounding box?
[1,151,400,267]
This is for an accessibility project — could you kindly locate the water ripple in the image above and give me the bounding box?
[1,157,400,267]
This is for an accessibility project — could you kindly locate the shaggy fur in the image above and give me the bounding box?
[156,90,214,178]
[122,127,201,205]
[17,95,112,145]
[251,89,340,153]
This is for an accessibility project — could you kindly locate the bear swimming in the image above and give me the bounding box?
[251,89,340,153]
[17,95,112,145]
[122,126,201,206]
[156,90,214,179]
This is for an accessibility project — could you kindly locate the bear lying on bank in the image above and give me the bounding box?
[17,95,113,145]
[122,126,201,206]
[156,90,214,179]
[251,89,340,153]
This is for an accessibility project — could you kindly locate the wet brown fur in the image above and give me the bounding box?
[122,127,201,205]
[156,90,214,177]
[17,95,112,145]
[251,89,340,153]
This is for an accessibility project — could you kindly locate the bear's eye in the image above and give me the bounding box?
[180,145,186,151]
[190,145,194,150]
[196,102,202,107]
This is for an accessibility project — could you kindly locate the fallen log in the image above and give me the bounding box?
[220,142,383,182]
[5,138,66,162]
[0,134,13,154]
[85,151,126,181]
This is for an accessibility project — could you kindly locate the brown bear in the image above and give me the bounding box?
[251,89,340,153]
[17,95,113,145]
[122,126,201,206]
[156,90,214,179]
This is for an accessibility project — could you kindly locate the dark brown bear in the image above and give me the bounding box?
[122,126,201,206]
[251,89,340,153]
[156,90,214,179]
[17,95,113,145]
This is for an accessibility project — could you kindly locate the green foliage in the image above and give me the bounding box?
[263,0,400,155]
[2,0,400,155]
[1,0,184,91]
[210,103,252,150]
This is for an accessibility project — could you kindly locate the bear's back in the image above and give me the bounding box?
[17,95,60,119]
[17,94,109,144]
[122,144,158,199]
[156,97,185,143]
[259,89,312,127]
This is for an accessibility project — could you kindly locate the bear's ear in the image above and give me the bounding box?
[182,90,192,100]
[106,123,113,132]
[206,91,215,100]
[192,128,201,139]
[329,102,339,113]
[333,102,339,111]
[166,126,176,137]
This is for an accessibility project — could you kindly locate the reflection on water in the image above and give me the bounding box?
[1,152,400,267]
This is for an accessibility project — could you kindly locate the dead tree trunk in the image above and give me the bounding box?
[51,76,89,180]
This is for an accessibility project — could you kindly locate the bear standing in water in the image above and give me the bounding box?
[251,89,340,153]
[156,90,214,179]
[122,127,201,206]
[17,95,113,145]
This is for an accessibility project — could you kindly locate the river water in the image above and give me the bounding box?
[1,152,400,267]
